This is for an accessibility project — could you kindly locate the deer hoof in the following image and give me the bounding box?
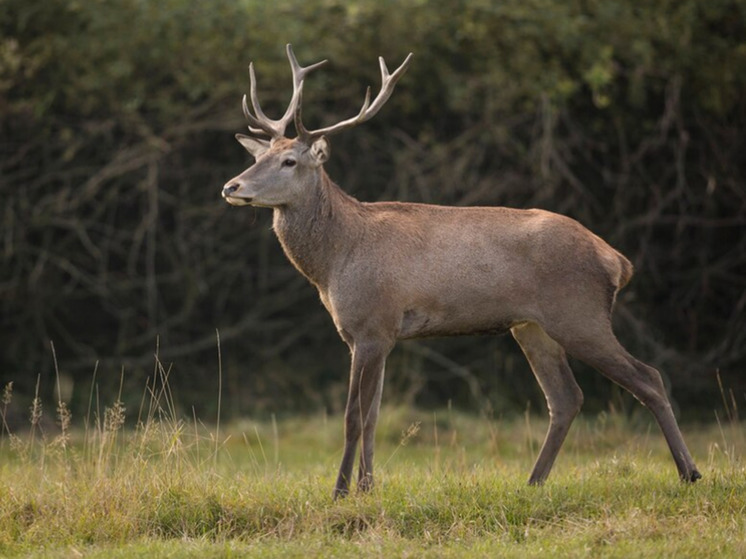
[357,474,374,493]
[688,469,702,482]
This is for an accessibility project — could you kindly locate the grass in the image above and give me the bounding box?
[1,375,745,558]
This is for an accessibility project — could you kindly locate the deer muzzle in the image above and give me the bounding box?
[222,184,253,206]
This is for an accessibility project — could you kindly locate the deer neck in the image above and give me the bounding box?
[272,170,361,289]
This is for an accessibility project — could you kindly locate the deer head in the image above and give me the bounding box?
[222,44,413,208]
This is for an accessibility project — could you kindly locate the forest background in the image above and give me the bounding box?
[1,0,744,424]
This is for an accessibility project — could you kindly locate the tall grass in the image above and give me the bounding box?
[0,364,745,558]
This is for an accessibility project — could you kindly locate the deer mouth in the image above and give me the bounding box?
[224,195,253,206]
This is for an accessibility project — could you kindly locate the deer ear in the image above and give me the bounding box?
[309,136,330,166]
[236,134,270,158]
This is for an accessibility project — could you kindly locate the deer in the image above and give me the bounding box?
[222,45,701,499]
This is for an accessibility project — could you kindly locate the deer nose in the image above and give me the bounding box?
[223,184,239,197]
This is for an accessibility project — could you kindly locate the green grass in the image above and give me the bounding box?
[1,381,745,558]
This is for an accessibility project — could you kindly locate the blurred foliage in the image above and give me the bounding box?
[1,0,744,421]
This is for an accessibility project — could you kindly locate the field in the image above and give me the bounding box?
[1,381,745,558]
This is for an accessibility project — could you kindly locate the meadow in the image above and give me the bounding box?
[1,375,745,558]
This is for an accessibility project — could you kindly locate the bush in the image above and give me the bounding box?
[1,0,744,418]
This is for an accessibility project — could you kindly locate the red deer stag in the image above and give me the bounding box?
[222,45,701,498]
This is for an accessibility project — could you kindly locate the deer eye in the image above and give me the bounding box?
[281,158,297,168]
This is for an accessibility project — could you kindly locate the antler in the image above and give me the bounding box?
[242,44,327,140]
[294,52,414,143]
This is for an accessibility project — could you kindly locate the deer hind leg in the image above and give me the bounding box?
[512,322,584,485]
[333,339,391,500]
[549,322,701,483]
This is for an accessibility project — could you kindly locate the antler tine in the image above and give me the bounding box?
[241,63,278,138]
[295,52,414,142]
[283,45,327,122]
[364,55,406,117]
[241,44,327,140]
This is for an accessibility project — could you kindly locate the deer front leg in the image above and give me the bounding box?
[333,339,391,500]
[357,361,385,493]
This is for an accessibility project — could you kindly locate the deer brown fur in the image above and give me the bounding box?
[222,45,701,498]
